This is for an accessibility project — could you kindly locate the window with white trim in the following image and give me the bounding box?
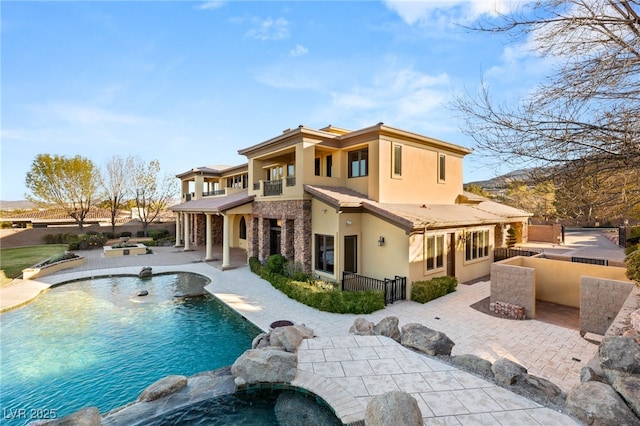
[426,234,444,271]
[465,230,490,261]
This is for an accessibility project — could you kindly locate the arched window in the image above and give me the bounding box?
[239,216,247,240]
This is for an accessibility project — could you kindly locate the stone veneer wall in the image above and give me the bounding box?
[248,200,312,272]
[194,214,223,246]
[490,262,536,318]
[580,277,634,335]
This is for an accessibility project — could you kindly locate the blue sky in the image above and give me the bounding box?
[1,0,547,201]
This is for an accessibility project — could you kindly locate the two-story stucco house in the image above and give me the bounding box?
[170,123,531,298]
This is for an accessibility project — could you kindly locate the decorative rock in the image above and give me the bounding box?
[252,332,269,349]
[448,354,494,379]
[349,318,375,336]
[492,358,527,386]
[137,375,188,402]
[292,324,315,339]
[515,374,566,399]
[40,407,101,426]
[400,323,454,356]
[565,381,640,426]
[631,309,640,332]
[139,267,152,278]
[274,392,341,426]
[613,375,640,418]
[269,326,305,352]
[599,336,640,384]
[231,348,297,385]
[580,366,605,383]
[364,391,422,426]
[137,290,149,297]
[373,316,401,342]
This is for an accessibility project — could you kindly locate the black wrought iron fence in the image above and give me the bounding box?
[341,272,406,305]
[494,248,542,262]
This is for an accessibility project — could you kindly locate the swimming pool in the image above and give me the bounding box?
[0,273,262,425]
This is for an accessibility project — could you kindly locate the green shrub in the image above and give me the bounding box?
[136,230,145,237]
[283,261,310,281]
[248,257,384,314]
[119,231,132,237]
[625,244,639,256]
[266,254,287,275]
[103,231,115,239]
[411,276,458,304]
[626,250,640,287]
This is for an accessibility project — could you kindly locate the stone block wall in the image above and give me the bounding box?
[248,200,312,272]
[580,277,634,335]
[490,263,536,318]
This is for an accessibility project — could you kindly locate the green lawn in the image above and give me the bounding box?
[0,244,68,283]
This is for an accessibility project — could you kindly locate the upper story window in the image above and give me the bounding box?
[326,155,333,177]
[315,158,321,176]
[348,147,368,178]
[438,153,446,182]
[393,144,402,177]
[287,163,295,177]
[266,166,283,181]
[315,154,333,177]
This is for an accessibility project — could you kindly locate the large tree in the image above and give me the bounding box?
[99,155,134,235]
[25,154,98,230]
[455,0,640,220]
[131,157,178,236]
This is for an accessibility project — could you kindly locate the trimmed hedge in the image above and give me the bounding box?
[411,276,458,304]
[249,257,384,314]
[627,250,640,287]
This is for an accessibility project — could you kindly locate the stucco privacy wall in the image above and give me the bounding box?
[580,277,634,335]
[519,257,629,308]
[490,260,536,318]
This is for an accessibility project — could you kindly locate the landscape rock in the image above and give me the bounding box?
[565,381,640,426]
[137,375,188,402]
[580,366,605,383]
[269,326,305,352]
[373,316,401,342]
[599,336,640,384]
[400,323,454,356]
[231,348,297,385]
[252,332,269,349]
[38,407,101,426]
[350,318,375,336]
[274,392,341,426]
[515,374,566,400]
[491,358,527,386]
[631,309,640,333]
[613,375,640,418]
[448,354,494,379]
[364,391,422,426]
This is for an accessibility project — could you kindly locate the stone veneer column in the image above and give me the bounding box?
[257,216,270,263]
[183,213,191,251]
[282,218,295,260]
[294,201,312,273]
[205,213,214,261]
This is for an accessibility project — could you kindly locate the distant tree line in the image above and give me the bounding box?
[25,154,178,236]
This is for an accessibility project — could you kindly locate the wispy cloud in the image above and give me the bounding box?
[195,1,225,11]
[246,17,289,41]
[30,102,160,126]
[290,44,308,57]
[383,0,514,26]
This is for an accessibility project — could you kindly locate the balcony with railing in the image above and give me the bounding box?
[263,180,283,196]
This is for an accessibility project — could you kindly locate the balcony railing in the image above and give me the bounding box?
[253,182,260,191]
[263,180,283,196]
[286,176,296,187]
[203,189,226,197]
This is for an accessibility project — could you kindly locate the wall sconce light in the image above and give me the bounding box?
[377,236,385,246]
[346,220,352,226]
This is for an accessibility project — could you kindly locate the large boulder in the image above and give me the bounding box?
[364,391,422,426]
[448,354,494,379]
[274,392,341,426]
[373,317,401,342]
[613,375,640,418]
[491,358,527,386]
[269,326,305,352]
[400,323,454,356]
[252,332,270,349]
[137,375,188,402]
[349,318,375,336]
[566,381,640,426]
[580,366,605,383]
[599,336,640,384]
[231,348,297,385]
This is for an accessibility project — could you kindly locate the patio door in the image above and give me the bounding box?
[269,219,281,256]
[447,233,456,277]
[344,235,357,273]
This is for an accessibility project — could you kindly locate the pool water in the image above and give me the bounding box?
[0,273,261,425]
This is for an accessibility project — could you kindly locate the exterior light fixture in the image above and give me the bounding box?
[346,220,352,225]
[377,236,385,246]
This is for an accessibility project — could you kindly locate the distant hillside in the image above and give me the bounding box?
[0,200,36,210]
[466,169,535,189]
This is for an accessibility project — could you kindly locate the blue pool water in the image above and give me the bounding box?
[0,273,262,425]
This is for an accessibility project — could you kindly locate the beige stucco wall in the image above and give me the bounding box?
[376,138,464,204]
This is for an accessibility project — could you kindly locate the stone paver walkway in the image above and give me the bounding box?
[1,246,589,424]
